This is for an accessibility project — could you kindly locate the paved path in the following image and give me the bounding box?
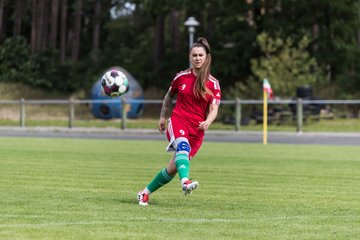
[0,127,359,146]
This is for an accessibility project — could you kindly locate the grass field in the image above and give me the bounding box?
[1,137,360,239]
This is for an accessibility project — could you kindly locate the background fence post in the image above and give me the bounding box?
[19,98,25,127]
[296,98,303,133]
[235,98,241,131]
[121,97,127,130]
[68,98,75,128]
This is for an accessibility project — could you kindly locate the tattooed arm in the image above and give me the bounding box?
[158,90,175,133]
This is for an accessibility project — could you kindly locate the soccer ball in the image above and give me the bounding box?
[100,69,129,97]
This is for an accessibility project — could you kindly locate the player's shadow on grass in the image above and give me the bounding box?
[117,196,137,204]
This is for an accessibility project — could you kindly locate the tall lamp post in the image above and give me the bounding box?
[184,17,200,67]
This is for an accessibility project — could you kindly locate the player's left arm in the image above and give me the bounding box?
[199,77,221,131]
[198,103,219,131]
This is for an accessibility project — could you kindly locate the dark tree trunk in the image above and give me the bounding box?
[312,22,319,52]
[49,0,59,49]
[31,0,38,53]
[12,0,22,36]
[358,8,360,48]
[169,9,180,53]
[35,0,45,51]
[0,0,5,41]
[153,14,164,68]
[41,0,49,49]
[71,0,82,62]
[206,3,215,39]
[60,0,67,63]
[92,0,101,63]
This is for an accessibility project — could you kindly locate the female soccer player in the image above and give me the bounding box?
[137,37,221,206]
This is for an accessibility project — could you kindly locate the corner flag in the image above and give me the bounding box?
[263,79,273,145]
[263,79,273,99]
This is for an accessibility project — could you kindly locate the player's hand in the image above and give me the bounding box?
[198,121,210,131]
[158,117,166,133]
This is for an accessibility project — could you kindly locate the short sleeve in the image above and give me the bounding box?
[209,78,221,105]
[211,88,221,105]
[169,75,180,95]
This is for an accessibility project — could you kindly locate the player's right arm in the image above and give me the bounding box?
[158,89,176,133]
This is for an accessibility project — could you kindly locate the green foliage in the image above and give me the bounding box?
[225,33,324,99]
[0,37,100,94]
[0,37,33,84]
[30,49,64,89]
[332,36,360,99]
[225,78,259,100]
[251,33,323,97]
[1,1,359,98]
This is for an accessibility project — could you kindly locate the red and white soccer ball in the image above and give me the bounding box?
[100,69,129,97]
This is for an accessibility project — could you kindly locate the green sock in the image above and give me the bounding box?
[146,168,174,193]
[175,153,190,180]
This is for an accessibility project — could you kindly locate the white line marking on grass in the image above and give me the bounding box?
[0,217,240,228]
[0,221,121,228]
[4,215,347,228]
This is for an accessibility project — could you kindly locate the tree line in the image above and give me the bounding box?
[0,0,359,99]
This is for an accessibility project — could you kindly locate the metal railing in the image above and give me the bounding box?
[1,98,360,132]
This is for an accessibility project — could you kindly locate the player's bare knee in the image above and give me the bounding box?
[166,159,177,176]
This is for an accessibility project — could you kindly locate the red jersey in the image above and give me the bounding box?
[169,69,221,127]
